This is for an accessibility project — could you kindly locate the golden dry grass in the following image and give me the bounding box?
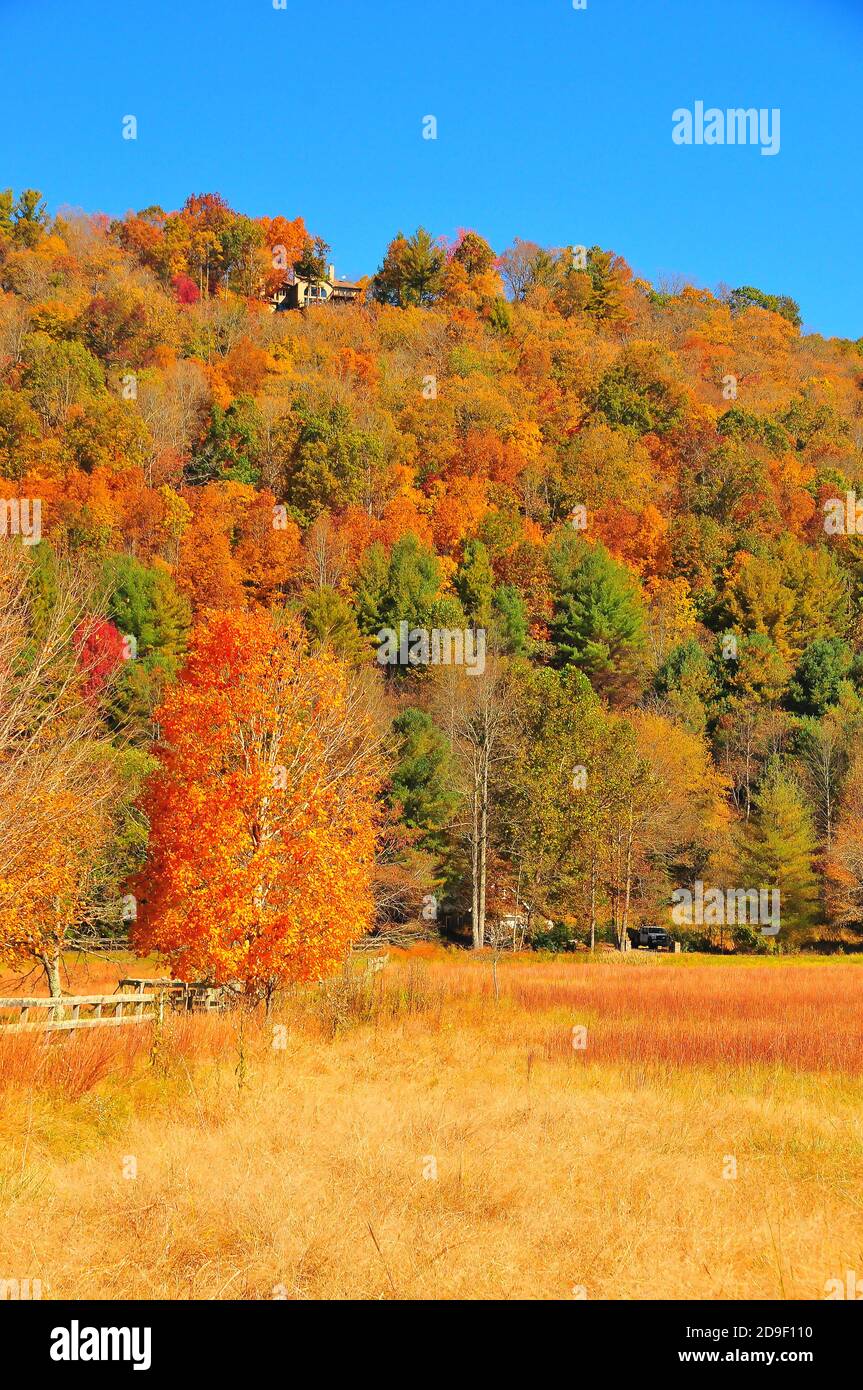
[1,950,863,1300]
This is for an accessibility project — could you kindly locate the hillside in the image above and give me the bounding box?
[2,188,863,989]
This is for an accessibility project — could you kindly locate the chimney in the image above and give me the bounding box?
[327,263,335,284]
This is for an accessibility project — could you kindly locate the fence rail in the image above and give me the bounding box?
[0,993,163,1033]
[67,936,130,952]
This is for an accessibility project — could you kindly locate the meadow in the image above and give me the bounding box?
[2,947,862,1301]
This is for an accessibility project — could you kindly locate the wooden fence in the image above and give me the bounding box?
[0,993,164,1034]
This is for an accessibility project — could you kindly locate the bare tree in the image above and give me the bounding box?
[825,753,863,932]
[497,238,542,302]
[301,513,348,591]
[437,657,517,949]
[0,543,120,994]
[137,356,210,483]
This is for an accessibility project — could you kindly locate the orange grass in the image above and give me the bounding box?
[1,951,862,1300]
[0,949,165,1000]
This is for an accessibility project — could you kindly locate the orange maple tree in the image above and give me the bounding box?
[134,608,381,1001]
[0,791,108,997]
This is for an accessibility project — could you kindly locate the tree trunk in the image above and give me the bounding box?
[611,825,623,943]
[471,764,482,949]
[477,751,489,950]
[39,947,62,999]
[825,771,832,848]
[621,800,634,948]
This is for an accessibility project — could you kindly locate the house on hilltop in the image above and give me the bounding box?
[271,263,365,311]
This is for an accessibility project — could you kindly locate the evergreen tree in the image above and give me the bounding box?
[186,398,263,486]
[492,583,529,655]
[372,228,446,306]
[301,584,367,662]
[101,555,191,740]
[549,534,646,703]
[281,403,382,526]
[738,764,820,940]
[454,538,494,625]
[654,637,717,733]
[293,234,330,281]
[382,533,446,630]
[787,637,853,716]
[388,708,457,857]
[353,542,390,634]
[102,554,190,670]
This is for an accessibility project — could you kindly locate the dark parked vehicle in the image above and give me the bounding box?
[629,924,675,951]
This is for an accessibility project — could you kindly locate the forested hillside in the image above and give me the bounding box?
[2,187,862,992]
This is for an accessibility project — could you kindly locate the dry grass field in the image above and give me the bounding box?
[2,948,863,1301]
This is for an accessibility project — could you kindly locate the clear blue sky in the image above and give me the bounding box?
[1,0,860,337]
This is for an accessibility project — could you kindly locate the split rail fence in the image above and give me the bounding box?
[0,992,163,1034]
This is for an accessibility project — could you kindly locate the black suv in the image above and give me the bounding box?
[631,925,674,950]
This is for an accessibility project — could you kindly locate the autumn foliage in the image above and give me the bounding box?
[3,182,863,986]
[133,609,380,998]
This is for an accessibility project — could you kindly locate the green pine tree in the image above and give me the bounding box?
[454,538,494,625]
[102,553,190,670]
[549,534,646,703]
[492,583,529,655]
[389,708,458,857]
[301,584,367,662]
[738,764,820,941]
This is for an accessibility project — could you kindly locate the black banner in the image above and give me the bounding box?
[4,1298,858,1375]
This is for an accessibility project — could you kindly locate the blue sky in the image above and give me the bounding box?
[1,0,860,337]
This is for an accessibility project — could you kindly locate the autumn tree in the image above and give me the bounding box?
[723,536,848,665]
[454,537,494,625]
[825,752,863,936]
[501,665,616,944]
[134,609,381,1002]
[0,544,119,995]
[497,239,545,301]
[607,710,730,947]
